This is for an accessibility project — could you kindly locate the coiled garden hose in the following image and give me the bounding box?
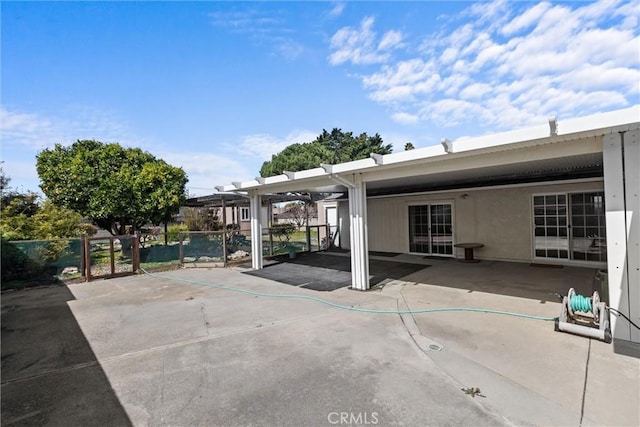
[570,294,593,313]
[564,290,639,330]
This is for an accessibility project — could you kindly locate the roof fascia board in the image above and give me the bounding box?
[372,145,447,167]
[330,158,378,173]
[560,106,639,134]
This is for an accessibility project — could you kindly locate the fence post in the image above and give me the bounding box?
[132,232,140,273]
[306,226,311,252]
[269,228,274,256]
[179,232,184,264]
[222,230,227,267]
[109,238,116,277]
[84,236,91,282]
[80,235,86,279]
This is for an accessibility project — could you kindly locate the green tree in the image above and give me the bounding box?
[32,201,97,239]
[1,166,39,218]
[0,170,95,241]
[260,128,393,177]
[36,140,188,235]
[404,142,415,151]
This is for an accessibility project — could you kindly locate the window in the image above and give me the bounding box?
[240,207,250,222]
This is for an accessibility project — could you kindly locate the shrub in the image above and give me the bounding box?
[167,224,189,242]
[1,237,44,283]
[270,223,296,242]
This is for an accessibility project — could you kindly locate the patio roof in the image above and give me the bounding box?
[184,192,329,208]
[215,106,639,195]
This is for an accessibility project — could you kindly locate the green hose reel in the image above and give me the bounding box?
[555,288,611,343]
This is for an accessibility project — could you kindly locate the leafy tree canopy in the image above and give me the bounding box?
[260,128,393,177]
[1,169,95,240]
[36,140,188,235]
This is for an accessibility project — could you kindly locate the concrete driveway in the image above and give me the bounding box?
[2,266,638,426]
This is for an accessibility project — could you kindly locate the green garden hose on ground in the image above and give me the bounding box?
[140,268,558,322]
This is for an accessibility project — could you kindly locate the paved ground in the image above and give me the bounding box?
[244,252,427,291]
[2,258,639,426]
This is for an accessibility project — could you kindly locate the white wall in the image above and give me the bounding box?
[340,180,604,263]
[603,130,639,343]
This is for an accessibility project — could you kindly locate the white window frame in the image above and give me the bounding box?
[531,190,607,268]
[240,207,250,222]
[406,200,455,257]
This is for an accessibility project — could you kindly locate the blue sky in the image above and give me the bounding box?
[2,1,638,197]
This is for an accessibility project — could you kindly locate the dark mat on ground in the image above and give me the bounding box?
[369,251,401,257]
[529,263,564,268]
[327,247,349,253]
[326,249,400,257]
[244,252,429,291]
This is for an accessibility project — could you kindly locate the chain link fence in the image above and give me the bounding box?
[1,238,84,286]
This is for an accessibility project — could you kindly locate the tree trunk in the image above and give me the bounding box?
[164,222,168,246]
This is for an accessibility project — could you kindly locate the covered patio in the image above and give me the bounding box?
[215,107,639,344]
[241,250,599,302]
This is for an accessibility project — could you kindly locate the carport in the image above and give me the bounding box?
[216,107,639,344]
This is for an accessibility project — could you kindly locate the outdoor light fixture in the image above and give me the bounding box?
[549,116,558,136]
[441,138,453,153]
[460,194,469,199]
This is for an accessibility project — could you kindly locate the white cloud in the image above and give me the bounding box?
[391,112,419,125]
[332,0,639,131]
[328,16,404,65]
[176,129,320,195]
[329,2,345,17]
[378,30,404,51]
[158,151,255,197]
[459,83,492,99]
[0,108,57,149]
[501,2,552,36]
[209,8,304,60]
[235,130,318,160]
[209,9,282,31]
[363,59,440,103]
[0,106,138,150]
[272,37,305,60]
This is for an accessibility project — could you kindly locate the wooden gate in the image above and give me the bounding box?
[82,234,140,282]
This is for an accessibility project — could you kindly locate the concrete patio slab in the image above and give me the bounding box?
[2,269,503,426]
[2,263,638,426]
[397,279,639,426]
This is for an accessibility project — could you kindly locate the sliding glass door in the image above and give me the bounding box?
[409,203,453,256]
[533,192,606,263]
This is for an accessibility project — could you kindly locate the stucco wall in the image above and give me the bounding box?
[341,180,604,263]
